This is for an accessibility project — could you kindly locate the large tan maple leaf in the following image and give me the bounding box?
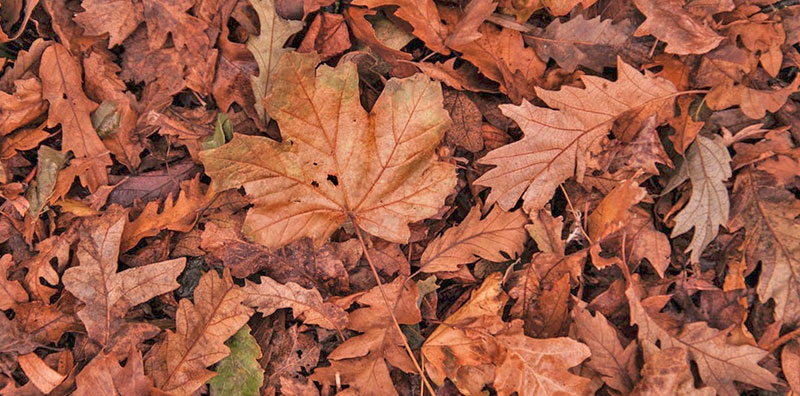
[475,58,677,213]
[200,52,456,249]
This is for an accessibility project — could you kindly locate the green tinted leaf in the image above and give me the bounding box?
[209,325,264,396]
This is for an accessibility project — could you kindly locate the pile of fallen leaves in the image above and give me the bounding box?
[2,0,800,394]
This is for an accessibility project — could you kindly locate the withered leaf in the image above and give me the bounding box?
[626,284,777,396]
[633,0,723,55]
[476,58,677,212]
[243,276,348,331]
[201,52,455,249]
[0,254,27,310]
[631,343,715,396]
[420,205,528,273]
[145,268,253,396]
[62,208,185,348]
[40,43,112,192]
[74,0,143,48]
[73,350,152,396]
[352,0,449,54]
[667,135,731,263]
[247,0,303,123]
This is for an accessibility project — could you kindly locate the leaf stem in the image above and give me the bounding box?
[351,219,437,396]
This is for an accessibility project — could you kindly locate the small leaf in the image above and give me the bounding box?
[209,325,264,396]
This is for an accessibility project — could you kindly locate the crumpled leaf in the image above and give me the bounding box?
[0,77,47,136]
[420,205,528,273]
[200,52,456,249]
[247,0,303,123]
[626,284,776,396]
[633,0,723,55]
[667,135,732,263]
[62,208,186,349]
[476,58,677,212]
[144,268,253,396]
[243,276,348,331]
[209,325,264,396]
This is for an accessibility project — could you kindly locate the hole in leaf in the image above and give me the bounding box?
[327,174,338,186]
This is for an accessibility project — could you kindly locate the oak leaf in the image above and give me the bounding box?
[120,176,215,252]
[74,0,143,48]
[247,0,303,123]
[298,12,352,61]
[311,278,421,396]
[142,0,209,53]
[145,268,253,396]
[631,344,715,396]
[0,77,47,136]
[352,0,449,54]
[475,58,677,212]
[62,208,186,349]
[243,276,348,331]
[666,135,731,263]
[40,43,112,192]
[0,254,27,310]
[200,52,456,249]
[729,168,800,325]
[420,205,528,273]
[572,303,637,394]
[626,284,776,396]
[73,350,152,396]
[633,0,723,55]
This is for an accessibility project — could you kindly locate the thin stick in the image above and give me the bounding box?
[351,220,436,396]
[559,184,593,245]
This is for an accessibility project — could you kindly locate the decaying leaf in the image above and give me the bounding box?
[243,276,348,331]
[632,0,724,55]
[209,325,264,396]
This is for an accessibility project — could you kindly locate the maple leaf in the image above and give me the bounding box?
[666,135,731,263]
[243,276,348,331]
[145,268,253,396]
[311,278,421,396]
[632,0,724,55]
[39,43,112,192]
[420,205,528,273]
[209,325,264,396]
[62,208,186,349]
[73,350,152,396]
[475,58,677,213]
[352,0,449,54]
[247,0,303,123]
[626,284,777,396]
[729,168,800,325]
[200,52,456,249]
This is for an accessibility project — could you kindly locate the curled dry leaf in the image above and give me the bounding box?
[352,0,449,54]
[0,254,26,310]
[420,205,528,273]
[201,52,456,249]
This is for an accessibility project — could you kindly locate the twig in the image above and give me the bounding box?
[351,218,437,396]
